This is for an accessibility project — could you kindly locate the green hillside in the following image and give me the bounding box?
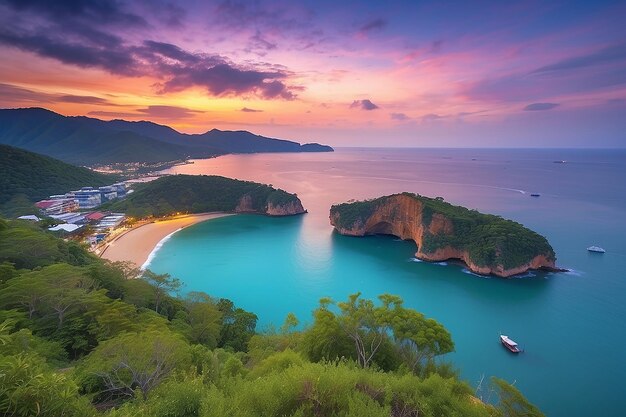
[0,218,543,416]
[0,144,117,215]
[108,174,303,217]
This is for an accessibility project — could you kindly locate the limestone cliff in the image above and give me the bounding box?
[235,194,306,216]
[330,193,558,277]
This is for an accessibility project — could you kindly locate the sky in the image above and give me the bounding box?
[0,0,625,147]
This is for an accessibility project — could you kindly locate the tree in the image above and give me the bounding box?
[305,293,453,371]
[79,330,191,401]
[172,292,222,347]
[492,377,545,417]
[142,270,181,314]
[217,298,257,352]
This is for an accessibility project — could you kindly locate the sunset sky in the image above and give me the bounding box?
[1,0,625,147]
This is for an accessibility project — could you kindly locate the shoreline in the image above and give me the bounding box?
[99,212,234,269]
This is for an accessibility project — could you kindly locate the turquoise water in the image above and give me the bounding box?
[151,148,626,416]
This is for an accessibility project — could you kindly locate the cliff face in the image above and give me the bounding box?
[330,194,556,278]
[266,199,306,216]
[234,194,306,216]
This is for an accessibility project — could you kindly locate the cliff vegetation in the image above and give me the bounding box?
[107,174,305,217]
[0,218,544,416]
[330,193,556,276]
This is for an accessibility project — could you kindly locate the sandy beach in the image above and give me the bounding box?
[100,212,233,268]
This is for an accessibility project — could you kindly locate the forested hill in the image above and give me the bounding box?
[0,218,544,416]
[107,174,306,217]
[0,108,333,165]
[0,145,116,214]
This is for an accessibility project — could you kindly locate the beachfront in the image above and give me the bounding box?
[99,213,233,268]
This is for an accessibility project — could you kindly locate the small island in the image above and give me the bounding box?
[330,193,558,277]
[108,174,306,217]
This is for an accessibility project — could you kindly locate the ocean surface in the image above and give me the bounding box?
[150,148,626,416]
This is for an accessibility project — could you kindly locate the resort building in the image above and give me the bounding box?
[69,187,102,209]
[35,198,79,215]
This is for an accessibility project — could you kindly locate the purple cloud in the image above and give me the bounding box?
[136,105,203,119]
[391,112,410,121]
[88,110,141,118]
[0,2,300,100]
[359,18,387,34]
[524,103,559,111]
[241,107,263,112]
[532,43,626,74]
[0,83,115,106]
[422,113,443,122]
[350,99,379,110]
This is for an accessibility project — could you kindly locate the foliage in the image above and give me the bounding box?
[301,293,454,373]
[217,298,258,352]
[0,216,543,415]
[0,353,96,417]
[107,175,302,218]
[331,193,555,270]
[77,330,192,401]
[491,377,546,417]
[0,219,96,269]
[0,144,117,211]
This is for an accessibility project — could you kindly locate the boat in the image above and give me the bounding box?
[500,335,521,353]
[587,246,606,253]
[530,193,541,197]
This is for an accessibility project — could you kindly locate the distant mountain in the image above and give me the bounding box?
[0,108,333,165]
[0,144,117,215]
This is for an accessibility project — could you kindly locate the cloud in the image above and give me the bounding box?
[523,102,559,111]
[359,18,387,34]
[136,105,203,119]
[532,43,626,74]
[0,3,301,100]
[88,110,141,118]
[390,112,410,121]
[350,99,379,110]
[421,113,443,122]
[0,83,115,106]
[241,107,263,112]
[57,95,112,105]
[2,0,147,27]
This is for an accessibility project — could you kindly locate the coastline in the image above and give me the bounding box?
[99,212,234,269]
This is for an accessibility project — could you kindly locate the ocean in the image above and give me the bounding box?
[148,148,626,416]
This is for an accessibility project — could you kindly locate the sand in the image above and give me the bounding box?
[99,213,233,268]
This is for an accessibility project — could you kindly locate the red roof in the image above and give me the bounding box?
[35,200,58,209]
[85,212,106,221]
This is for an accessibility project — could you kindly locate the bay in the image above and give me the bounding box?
[148,148,626,417]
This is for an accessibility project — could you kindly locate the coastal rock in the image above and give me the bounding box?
[266,199,306,216]
[234,193,306,216]
[330,193,557,278]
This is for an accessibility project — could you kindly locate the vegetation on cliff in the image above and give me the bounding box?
[107,175,303,217]
[0,218,543,416]
[0,144,117,216]
[331,193,555,270]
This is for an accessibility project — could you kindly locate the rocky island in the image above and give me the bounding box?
[108,174,306,217]
[330,193,558,277]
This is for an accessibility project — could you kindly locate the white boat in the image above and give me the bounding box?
[500,335,521,353]
[587,246,605,253]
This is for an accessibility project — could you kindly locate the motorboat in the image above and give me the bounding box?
[587,246,605,253]
[500,335,521,353]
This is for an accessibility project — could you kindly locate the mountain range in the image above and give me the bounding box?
[0,108,333,165]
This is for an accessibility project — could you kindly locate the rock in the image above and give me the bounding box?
[330,193,558,278]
